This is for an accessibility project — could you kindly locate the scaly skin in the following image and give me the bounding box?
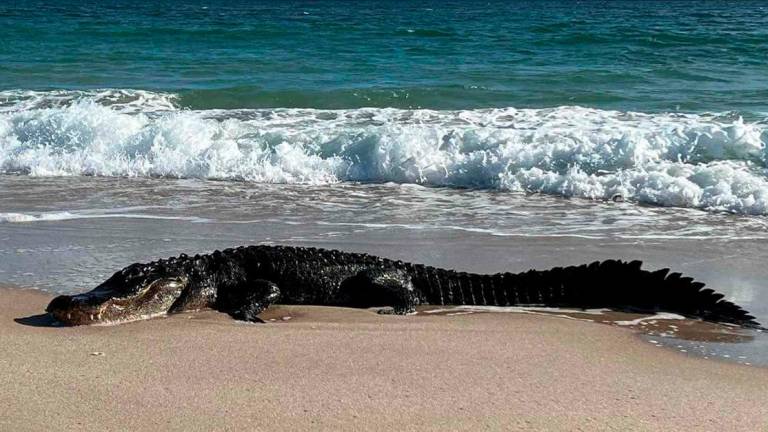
[46,245,761,328]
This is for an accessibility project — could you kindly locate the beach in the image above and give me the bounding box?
[2,1,768,429]
[2,286,767,431]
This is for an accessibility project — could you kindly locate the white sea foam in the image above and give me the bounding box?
[1,90,767,214]
[614,313,686,326]
[0,89,178,114]
[0,209,209,223]
[0,211,77,223]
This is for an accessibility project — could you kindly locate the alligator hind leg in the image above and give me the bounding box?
[338,269,418,315]
[216,279,281,322]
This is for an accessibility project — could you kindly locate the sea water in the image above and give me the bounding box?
[1,0,767,214]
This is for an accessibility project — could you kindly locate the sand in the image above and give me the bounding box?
[1,287,767,431]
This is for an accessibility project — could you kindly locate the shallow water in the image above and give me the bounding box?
[1,176,767,365]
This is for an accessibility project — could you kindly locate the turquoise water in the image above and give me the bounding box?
[3,0,767,113]
[2,0,768,214]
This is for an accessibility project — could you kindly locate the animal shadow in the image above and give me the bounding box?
[14,313,62,327]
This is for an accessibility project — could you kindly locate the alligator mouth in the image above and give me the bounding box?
[46,293,172,326]
[46,293,116,325]
[46,275,189,326]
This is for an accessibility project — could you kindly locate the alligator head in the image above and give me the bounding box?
[46,263,189,326]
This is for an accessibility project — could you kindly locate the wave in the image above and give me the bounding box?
[1,89,768,214]
[0,89,178,113]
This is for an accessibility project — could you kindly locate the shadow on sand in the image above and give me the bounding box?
[14,313,62,327]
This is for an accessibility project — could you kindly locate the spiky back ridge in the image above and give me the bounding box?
[493,260,760,328]
[144,245,759,329]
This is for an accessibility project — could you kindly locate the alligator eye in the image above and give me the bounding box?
[142,276,188,297]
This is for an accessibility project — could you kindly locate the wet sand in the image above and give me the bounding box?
[2,287,767,431]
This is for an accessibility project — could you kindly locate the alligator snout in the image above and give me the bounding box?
[46,294,106,325]
[45,272,190,326]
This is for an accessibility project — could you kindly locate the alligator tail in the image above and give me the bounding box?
[430,260,761,329]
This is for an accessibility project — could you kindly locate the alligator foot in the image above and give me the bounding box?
[216,279,281,322]
[339,269,418,315]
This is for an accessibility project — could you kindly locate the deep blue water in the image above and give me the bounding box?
[2,0,768,113]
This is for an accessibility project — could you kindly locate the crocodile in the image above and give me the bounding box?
[46,245,761,328]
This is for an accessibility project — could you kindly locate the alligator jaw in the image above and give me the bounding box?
[46,294,108,326]
[46,275,189,326]
[47,296,170,326]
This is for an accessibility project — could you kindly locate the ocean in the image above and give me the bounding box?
[1,0,767,363]
[2,0,768,213]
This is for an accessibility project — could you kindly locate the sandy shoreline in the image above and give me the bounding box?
[1,286,767,431]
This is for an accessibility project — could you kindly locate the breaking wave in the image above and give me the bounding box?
[1,89,768,214]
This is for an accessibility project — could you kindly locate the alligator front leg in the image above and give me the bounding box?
[338,269,418,315]
[216,279,281,322]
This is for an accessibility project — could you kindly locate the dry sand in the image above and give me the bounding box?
[1,287,767,431]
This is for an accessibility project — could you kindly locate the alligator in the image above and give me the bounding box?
[46,245,761,328]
